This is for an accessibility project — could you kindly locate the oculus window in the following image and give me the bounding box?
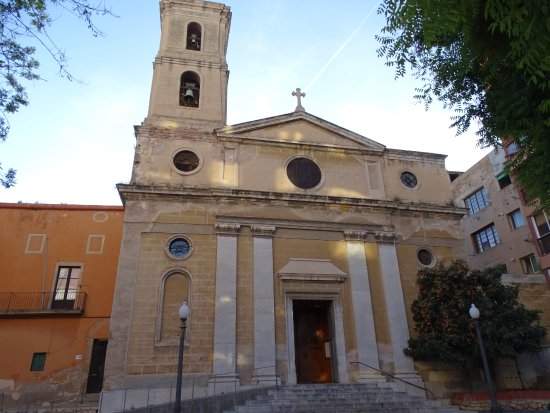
[173,150,200,174]
[417,249,434,266]
[287,157,322,189]
[167,237,191,259]
[400,171,418,188]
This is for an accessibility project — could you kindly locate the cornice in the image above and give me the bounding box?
[154,56,228,70]
[117,184,467,217]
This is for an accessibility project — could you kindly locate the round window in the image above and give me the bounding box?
[417,249,434,266]
[400,171,418,188]
[168,238,191,259]
[286,157,322,189]
[173,150,200,173]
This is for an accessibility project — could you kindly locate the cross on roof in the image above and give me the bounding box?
[292,88,306,112]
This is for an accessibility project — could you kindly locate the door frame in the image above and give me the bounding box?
[285,293,349,385]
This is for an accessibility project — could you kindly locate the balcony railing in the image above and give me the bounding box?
[0,291,86,316]
[538,233,550,255]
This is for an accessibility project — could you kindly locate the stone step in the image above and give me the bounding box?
[219,383,468,413]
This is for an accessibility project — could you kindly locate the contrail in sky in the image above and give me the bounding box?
[306,2,379,91]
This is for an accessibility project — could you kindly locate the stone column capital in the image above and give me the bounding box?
[215,223,241,235]
[374,232,398,244]
[344,230,368,242]
[251,225,277,237]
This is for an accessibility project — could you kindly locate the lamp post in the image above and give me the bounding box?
[469,304,500,413]
[174,301,190,413]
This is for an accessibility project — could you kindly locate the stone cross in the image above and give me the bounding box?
[292,88,306,112]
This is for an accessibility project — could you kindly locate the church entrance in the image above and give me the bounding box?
[292,300,335,384]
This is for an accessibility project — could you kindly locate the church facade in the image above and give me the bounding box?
[102,0,466,407]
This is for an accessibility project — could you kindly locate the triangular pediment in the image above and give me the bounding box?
[216,111,385,151]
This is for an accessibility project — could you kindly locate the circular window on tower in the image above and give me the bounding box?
[173,150,201,175]
[417,248,435,267]
[166,236,192,260]
[400,171,418,189]
[286,157,322,190]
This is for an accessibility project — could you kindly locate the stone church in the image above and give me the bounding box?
[102,0,465,406]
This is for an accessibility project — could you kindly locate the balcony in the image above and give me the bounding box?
[0,291,86,316]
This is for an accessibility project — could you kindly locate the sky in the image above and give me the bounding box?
[0,0,490,206]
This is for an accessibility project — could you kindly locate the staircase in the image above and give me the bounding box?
[223,383,465,413]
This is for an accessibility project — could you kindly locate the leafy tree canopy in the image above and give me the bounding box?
[0,0,111,188]
[377,0,550,208]
[405,261,546,367]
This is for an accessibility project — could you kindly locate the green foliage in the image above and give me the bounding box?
[405,261,546,366]
[0,0,111,188]
[377,0,550,208]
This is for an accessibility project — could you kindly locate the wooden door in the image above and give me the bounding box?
[293,300,334,384]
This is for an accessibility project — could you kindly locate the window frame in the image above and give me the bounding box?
[519,254,540,274]
[532,210,550,255]
[30,352,47,372]
[472,224,501,253]
[464,187,490,215]
[508,209,525,230]
[497,173,512,189]
[52,265,82,310]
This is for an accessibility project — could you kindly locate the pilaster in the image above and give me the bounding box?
[251,225,278,385]
[210,223,241,392]
[344,230,383,382]
[377,233,424,390]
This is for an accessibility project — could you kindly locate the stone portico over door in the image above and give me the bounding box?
[279,258,349,384]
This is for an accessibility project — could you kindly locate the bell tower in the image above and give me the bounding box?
[148,0,231,129]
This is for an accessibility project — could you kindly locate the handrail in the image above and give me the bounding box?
[350,361,434,398]
[0,291,86,314]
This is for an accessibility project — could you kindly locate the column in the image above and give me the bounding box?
[344,230,382,382]
[251,225,278,385]
[210,223,240,392]
[377,233,422,384]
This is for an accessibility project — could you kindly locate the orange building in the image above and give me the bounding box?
[0,203,123,409]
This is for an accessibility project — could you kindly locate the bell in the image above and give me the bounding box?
[184,88,194,99]
[190,34,198,44]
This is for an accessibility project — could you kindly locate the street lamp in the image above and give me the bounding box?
[174,301,190,413]
[469,304,501,413]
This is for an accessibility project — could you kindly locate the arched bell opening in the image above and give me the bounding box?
[179,71,200,108]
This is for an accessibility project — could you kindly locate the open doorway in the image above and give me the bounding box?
[293,300,335,384]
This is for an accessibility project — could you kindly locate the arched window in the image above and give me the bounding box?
[186,22,202,51]
[159,271,190,342]
[179,71,200,108]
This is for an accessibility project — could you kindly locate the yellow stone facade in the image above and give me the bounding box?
[100,0,471,410]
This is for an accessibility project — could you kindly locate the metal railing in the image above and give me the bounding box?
[350,361,435,399]
[99,366,281,413]
[0,291,86,315]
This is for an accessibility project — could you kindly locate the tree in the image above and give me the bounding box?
[377,1,550,208]
[0,0,112,188]
[405,261,546,368]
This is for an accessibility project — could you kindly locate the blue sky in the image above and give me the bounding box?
[0,0,489,205]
